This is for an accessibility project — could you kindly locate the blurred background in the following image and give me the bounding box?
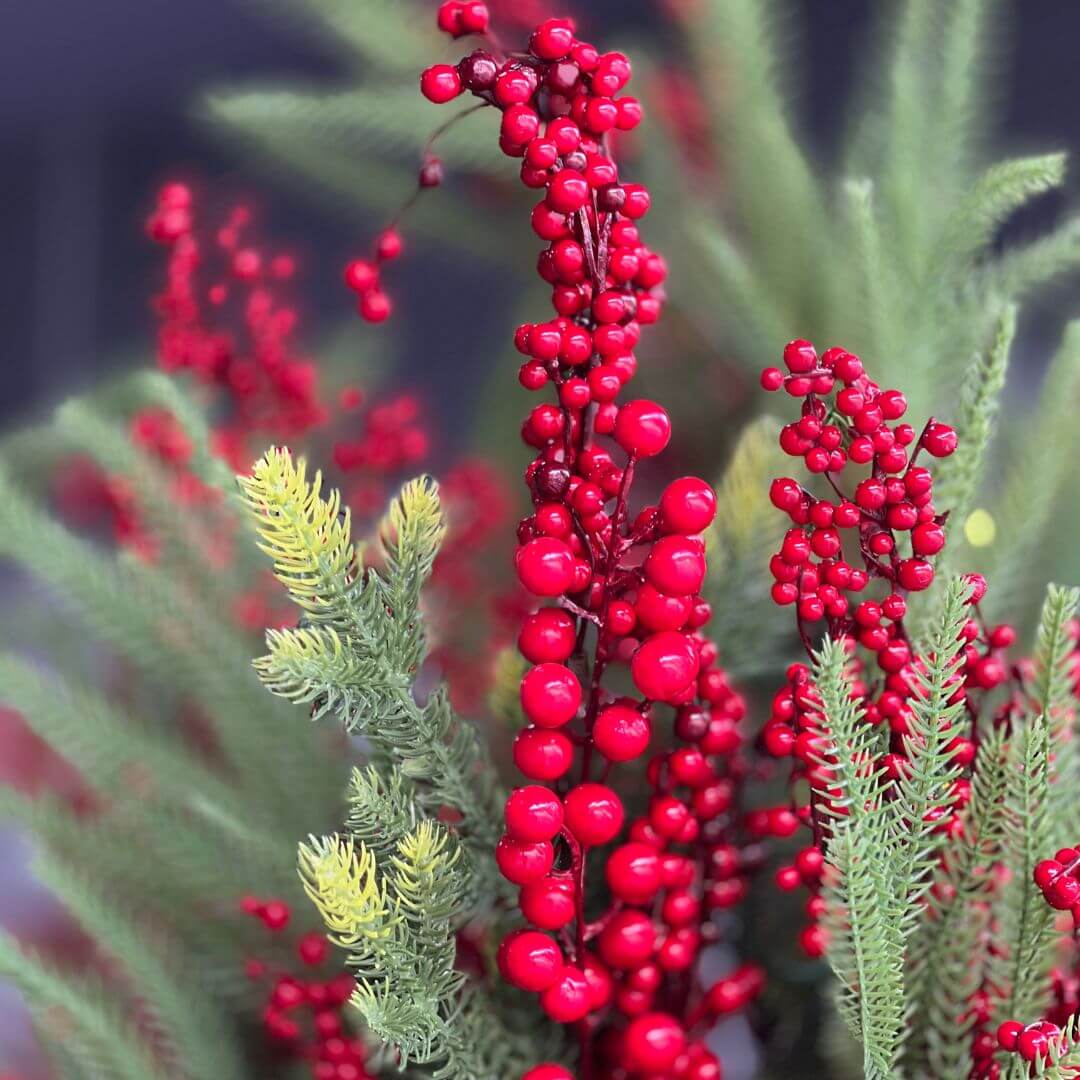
[5,1,1080,425]
[3,1,1080,1077]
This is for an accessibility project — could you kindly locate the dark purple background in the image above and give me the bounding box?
[3,1,1080,429]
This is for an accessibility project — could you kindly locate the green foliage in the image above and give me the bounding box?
[705,416,792,678]
[815,640,903,1078]
[0,379,350,1076]
[240,452,503,873]
[241,449,540,1076]
[813,578,1080,1079]
[980,324,1080,625]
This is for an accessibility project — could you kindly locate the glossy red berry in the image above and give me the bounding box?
[598,910,656,969]
[615,400,671,457]
[520,663,582,728]
[498,929,564,992]
[547,170,590,213]
[420,64,464,103]
[605,842,663,903]
[896,558,934,592]
[505,786,565,842]
[519,877,576,930]
[513,728,574,780]
[659,477,717,534]
[518,607,577,663]
[496,835,554,884]
[921,421,958,457]
[623,1013,686,1072]
[643,536,707,596]
[516,538,576,596]
[563,783,625,846]
[631,632,699,702]
[540,966,592,1022]
[593,703,651,762]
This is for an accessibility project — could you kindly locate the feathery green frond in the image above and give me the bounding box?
[891,577,972,925]
[706,416,793,677]
[983,322,1080,623]
[814,638,904,1076]
[908,728,1010,1077]
[994,713,1056,1027]
[238,447,358,629]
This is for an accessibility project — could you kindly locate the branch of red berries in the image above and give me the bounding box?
[338,5,766,1078]
[240,897,373,1080]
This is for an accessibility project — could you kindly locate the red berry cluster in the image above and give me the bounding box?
[240,897,373,1080]
[754,343,1032,961]
[1035,847,1080,925]
[996,1018,1073,1069]
[343,228,404,324]
[413,8,761,1077]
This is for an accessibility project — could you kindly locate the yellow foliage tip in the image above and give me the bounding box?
[379,476,446,558]
[298,834,397,944]
[390,821,461,902]
[237,447,355,602]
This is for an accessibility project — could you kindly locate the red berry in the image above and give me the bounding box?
[495,835,554,884]
[359,290,392,323]
[631,632,699,702]
[513,728,574,780]
[547,170,590,213]
[563,783,625,846]
[605,842,663,903]
[1034,859,1063,889]
[343,259,377,292]
[516,537,576,596]
[897,558,934,591]
[519,607,577,663]
[643,535,707,596]
[522,1067,575,1080]
[520,663,582,728]
[519,877,576,930]
[593,704,651,762]
[505,785,564,842]
[530,18,574,60]
[498,929,564,992]
[997,1020,1023,1051]
[922,421,958,457]
[261,901,291,931]
[540,966,592,1022]
[298,933,328,966]
[615,400,671,458]
[598,910,656,969]
[659,477,717,534]
[623,1013,686,1072]
[911,521,945,556]
[798,924,827,958]
[420,64,464,103]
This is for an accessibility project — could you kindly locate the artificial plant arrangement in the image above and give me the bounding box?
[2,3,1080,1080]
[237,6,1080,1079]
